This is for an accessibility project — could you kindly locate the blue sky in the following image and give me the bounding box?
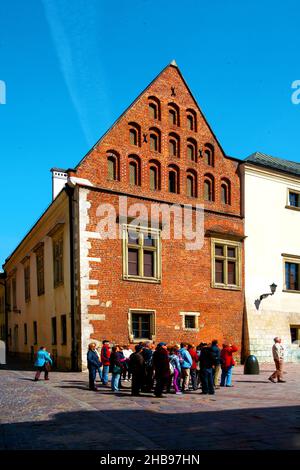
[0,0,300,266]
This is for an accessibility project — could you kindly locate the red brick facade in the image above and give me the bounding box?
[72,63,244,355]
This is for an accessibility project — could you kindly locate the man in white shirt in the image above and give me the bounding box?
[268,337,286,383]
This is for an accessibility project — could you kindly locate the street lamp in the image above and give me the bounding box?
[260,283,277,301]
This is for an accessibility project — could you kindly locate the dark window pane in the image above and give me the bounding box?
[128,249,139,276]
[215,245,224,256]
[130,129,137,145]
[227,261,236,285]
[150,167,157,190]
[52,317,57,345]
[132,313,151,339]
[169,171,177,193]
[227,247,236,258]
[143,251,154,277]
[204,181,211,201]
[289,192,299,207]
[144,234,155,247]
[185,315,196,329]
[221,185,227,204]
[149,103,157,119]
[61,315,67,345]
[215,260,224,283]
[128,230,139,245]
[129,162,137,185]
[286,263,299,290]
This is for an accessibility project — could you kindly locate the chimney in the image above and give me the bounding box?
[51,168,68,200]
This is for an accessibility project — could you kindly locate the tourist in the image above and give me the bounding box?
[129,344,145,396]
[199,343,216,395]
[87,342,100,391]
[153,342,170,398]
[142,341,154,392]
[188,344,199,390]
[220,342,238,387]
[109,345,123,392]
[179,342,192,392]
[211,339,221,388]
[101,340,111,385]
[168,346,182,394]
[34,346,52,382]
[95,344,103,383]
[268,337,286,383]
[122,344,133,381]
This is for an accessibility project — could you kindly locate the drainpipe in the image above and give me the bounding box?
[66,184,79,371]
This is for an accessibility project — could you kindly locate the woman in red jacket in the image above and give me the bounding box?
[220,343,238,387]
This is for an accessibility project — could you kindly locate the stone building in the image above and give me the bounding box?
[3,61,245,370]
[242,152,300,363]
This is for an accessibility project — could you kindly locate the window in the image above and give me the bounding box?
[290,326,300,344]
[107,152,120,181]
[284,260,300,291]
[204,174,215,201]
[185,315,195,329]
[180,312,200,330]
[129,122,141,147]
[24,323,27,345]
[221,179,231,205]
[33,321,38,345]
[203,143,214,166]
[149,161,161,191]
[186,171,197,198]
[123,225,161,282]
[186,109,197,132]
[36,247,45,296]
[287,189,300,209]
[169,133,180,158]
[6,280,11,312]
[130,310,155,341]
[168,103,180,126]
[187,138,197,162]
[128,155,141,186]
[61,314,67,345]
[212,239,242,289]
[53,235,64,287]
[168,165,180,194]
[149,128,161,153]
[51,317,57,345]
[12,276,17,310]
[24,263,31,303]
[148,96,161,121]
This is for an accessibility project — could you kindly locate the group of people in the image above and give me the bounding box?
[87,339,238,397]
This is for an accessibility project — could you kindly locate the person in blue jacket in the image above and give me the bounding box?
[34,347,53,381]
[179,342,193,392]
[87,342,101,391]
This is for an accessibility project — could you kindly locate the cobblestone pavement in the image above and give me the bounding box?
[0,363,300,450]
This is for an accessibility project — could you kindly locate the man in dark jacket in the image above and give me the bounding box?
[129,344,146,396]
[211,339,221,388]
[87,343,101,391]
[152,342,170,398]
[199,343,217,395]
[142,341,154,392]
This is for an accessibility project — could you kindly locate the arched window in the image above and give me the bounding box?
[149,160,161,191]
[186,170,198,198]
[128,155,141,186]
[168,103,180,126]
[204,174,215,201]
[186,109,197,132]
[129,122,141,147]
[221,178,231,205]
[169,133,180,158]
[107,151,120,181]
[149,127,161,153]
[168,165,180,194]
[187,138,197,162]
[148,96,161,121]
[203,143,214,166]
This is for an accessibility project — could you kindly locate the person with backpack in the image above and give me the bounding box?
[109,345,123,392]
[211,339,221,388]
[142,341,154,392]
[34,346,52,381]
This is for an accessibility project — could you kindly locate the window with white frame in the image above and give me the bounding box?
[180,312,200,331]
[122,225,161,282]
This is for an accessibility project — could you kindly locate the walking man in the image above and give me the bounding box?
[269,337,286,383]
